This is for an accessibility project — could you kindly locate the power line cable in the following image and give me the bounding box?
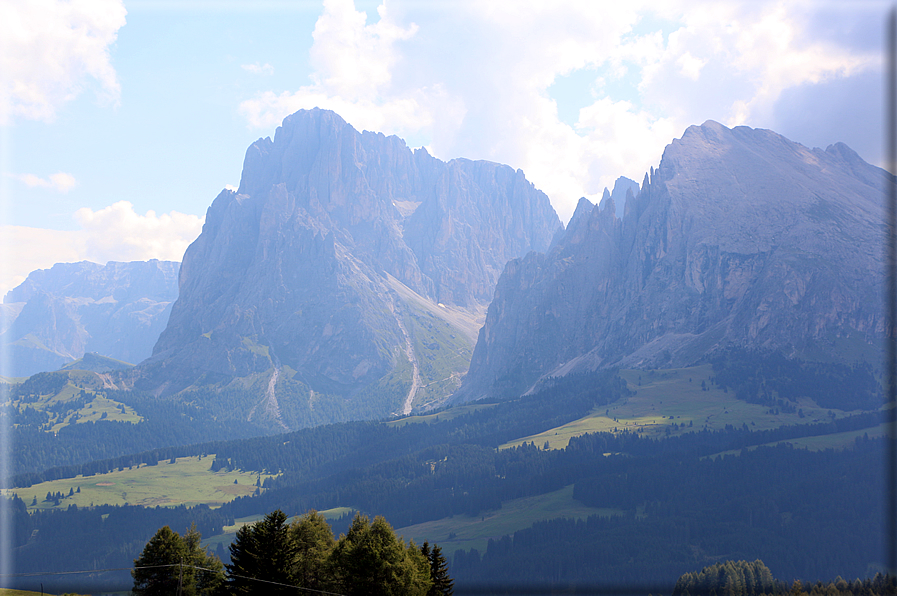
[0,563,346,595]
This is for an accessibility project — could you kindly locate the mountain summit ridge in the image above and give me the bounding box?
[455,120,888,401]
[1,260,179,377]
[135,108,561,424]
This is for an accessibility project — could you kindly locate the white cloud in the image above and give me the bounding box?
[237,0,463,141]
[676,52,707,81]
[238,0,882,223]
[0,226,85,297]
[0,0,127,124]
[241,62,274,75]
[7,172,77,193]
[73,201,203,264]
[638,2,879,128]
[0,202,203,297]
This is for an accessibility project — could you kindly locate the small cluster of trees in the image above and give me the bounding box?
[132,523,224,595]
[132,510,453,596]
[672,559,896,596]
[673,559,778,596]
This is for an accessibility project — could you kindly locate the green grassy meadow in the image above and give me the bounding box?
[386,403,498,428]
[501,364,875,450]
[201,506,357,550]
[11,377,142,433]
[395,484,624,556]
[6,362,882,565]
[3,456,277,512]
[706,421,889,459]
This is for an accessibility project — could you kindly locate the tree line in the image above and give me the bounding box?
[5,365,887,592]
[709,348,881,410]
[672,559,895,596]
[448,436,883,586]
[133,510,453,596]
[7,427,885,591]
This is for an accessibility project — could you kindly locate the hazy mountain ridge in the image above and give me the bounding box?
[135,108,561,421]
[4,116,891,594]
[456,121,888,401]
[1,260,179,377]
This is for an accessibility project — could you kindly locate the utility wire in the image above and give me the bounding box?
[0,563,346,595]
[222,569,345,595]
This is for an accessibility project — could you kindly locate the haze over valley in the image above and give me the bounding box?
[2,107,892,593]
[0,2,890,593]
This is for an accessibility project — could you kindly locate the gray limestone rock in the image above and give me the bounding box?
[136,109,561,418]
[1,260,179,377]
[456,121,888,401]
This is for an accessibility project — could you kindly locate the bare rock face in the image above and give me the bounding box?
[1,260,179,377]
[456,121,888,401]
[138,109,560,417]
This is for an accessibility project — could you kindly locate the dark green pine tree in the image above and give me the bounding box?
[131,526,186,596]
[330,514,430,596]
[183,523,225,596]
[132,524,224,596]
[289,509,337,592]
[226,509,298,594]
[422,541,454,596]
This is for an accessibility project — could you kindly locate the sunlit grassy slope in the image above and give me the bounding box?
[395,484,624,555]
[201,506,356,550]
[385,402,497,427]
[2,456,277,512]
[9,374,142,433]
[501,364,875,450]
[385,273,484,411]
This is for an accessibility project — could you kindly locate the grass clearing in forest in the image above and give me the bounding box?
[395,484,623,557]
[706,421,888,459]
[501,364,872,450]
[12,378,142,433]
[202,506,357,550]
[387,403,498,427]
[4,456,278,512]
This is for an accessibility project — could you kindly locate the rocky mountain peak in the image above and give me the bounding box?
[455,122,887,401]
[1,260,179,377]
[136,109,561,424]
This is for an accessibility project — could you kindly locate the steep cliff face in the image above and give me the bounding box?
[139,109,560,419]
[457,121,888,401]
[1,260,179,377]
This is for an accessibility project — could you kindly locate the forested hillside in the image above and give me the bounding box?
[3,367,886,593]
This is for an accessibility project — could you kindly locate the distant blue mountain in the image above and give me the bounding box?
[1,259,179,378]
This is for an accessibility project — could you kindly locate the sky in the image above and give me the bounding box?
[0,0,889,297]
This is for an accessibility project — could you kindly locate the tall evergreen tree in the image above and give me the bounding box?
[226,509,297,594]
[330,513,431,596]
[421,542,454,596]
[132,525,184,596]
[289,509,337,592]
[183,523,225,596]
[132,525,224,596]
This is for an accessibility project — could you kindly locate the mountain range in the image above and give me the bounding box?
[4,112,887,426]
[127,108,561,427]
[1,260,179,378]
[456,121,887,401]
[5,111,890,593]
